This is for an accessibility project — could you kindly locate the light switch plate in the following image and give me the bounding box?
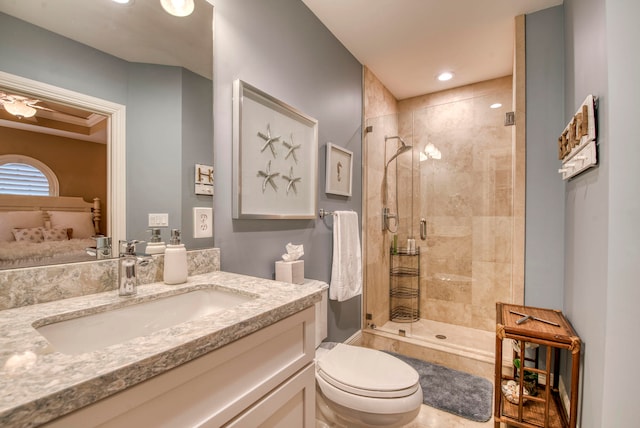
[193,207,213,238]
[148,213,169,227]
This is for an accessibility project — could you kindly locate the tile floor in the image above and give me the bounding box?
[366,320,503,427]
[349,320,511,427]
[404,404,495,427]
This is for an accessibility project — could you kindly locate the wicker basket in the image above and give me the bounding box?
[501,380,530,405]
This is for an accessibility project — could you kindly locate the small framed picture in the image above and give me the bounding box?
[325,143,353,197]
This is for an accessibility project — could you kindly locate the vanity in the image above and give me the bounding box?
[0,267,321,427]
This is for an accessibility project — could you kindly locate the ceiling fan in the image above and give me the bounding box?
[0,91,54,119]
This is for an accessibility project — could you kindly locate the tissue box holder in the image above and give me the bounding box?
[276,260,304,284]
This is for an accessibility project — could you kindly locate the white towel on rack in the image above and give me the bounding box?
[330,211,362,302]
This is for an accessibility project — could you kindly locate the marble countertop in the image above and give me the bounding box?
[0,271,323,427]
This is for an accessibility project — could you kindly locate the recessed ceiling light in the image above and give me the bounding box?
[160,0,195,17]
[112,0,132,4]
[437,72,454,82]
[490,103,502,109]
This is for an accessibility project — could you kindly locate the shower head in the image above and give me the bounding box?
[384,135,412,167]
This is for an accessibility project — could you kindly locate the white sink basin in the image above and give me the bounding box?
[36,288,254,355]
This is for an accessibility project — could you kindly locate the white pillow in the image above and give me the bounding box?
[12,227,45,243]
[47,211,95,239]
[43,227,70,241]
[0,211,45,242]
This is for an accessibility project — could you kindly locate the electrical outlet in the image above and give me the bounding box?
[148,213,168,227]
[193,207,213,238]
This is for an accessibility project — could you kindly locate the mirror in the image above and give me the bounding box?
[0,0,214,270]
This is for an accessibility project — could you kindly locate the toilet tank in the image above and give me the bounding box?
[303,279,329,347]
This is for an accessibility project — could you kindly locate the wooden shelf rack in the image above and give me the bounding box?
[494,303,581,428]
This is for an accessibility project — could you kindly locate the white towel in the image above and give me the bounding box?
[330,211,362,302]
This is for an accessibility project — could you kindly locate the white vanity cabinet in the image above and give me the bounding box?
[44,306,316,428]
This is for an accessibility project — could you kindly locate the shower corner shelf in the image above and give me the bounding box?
[389,247,420,256]
[389,246,420,323]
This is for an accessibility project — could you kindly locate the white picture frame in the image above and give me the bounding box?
[325,143,353,197]
[232,80,318,219]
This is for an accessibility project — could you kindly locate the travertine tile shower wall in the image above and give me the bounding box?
[364,71,515,332]
[400,76,514,332]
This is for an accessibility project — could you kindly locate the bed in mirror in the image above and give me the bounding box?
[0,195,102,269]
[0,0,214,270]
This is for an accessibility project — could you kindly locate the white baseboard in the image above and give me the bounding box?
[537,372,552,386]
[343,330,362,346]
[558,376,570,417]
[558,375,581,428]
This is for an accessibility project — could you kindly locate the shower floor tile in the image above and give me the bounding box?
[379,318,495,357]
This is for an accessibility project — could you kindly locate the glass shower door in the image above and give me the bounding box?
[363,112,418,339]
[412,88,515,332]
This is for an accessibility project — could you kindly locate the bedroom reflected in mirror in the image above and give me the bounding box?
[0,0,214,270]
[0,73,125,271]
[0,92,110,268]
[0,78,116,269]
[0,195,106,269]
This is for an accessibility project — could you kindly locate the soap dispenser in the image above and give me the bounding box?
[163,229,187,285]
[146,228,166,255]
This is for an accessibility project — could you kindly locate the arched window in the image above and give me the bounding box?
[0,155,59,196]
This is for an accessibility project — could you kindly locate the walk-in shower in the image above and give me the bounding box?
[382,135,412,232]
[362,75,521,378]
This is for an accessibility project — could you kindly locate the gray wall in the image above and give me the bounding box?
[126,64,183,243]
[0,12,213,248]
[528,1,640,425]
[563,0,609,425]
[601,1,639,426]
[0,12,128,107]
[524,6,565,309]
[181,68,215,250]
[127,65,215,249]
[212,0,363,342]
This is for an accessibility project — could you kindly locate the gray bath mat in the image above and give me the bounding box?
[383,351,493,422]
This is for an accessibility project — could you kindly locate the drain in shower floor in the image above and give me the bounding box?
[435,334,447,340]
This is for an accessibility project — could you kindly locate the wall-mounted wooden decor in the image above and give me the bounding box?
[558,95,597,180]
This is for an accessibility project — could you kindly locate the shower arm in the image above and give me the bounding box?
[384,135,411,167]
[382,135,412,232]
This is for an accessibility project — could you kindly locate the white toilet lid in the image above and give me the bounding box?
[317,344,420,398]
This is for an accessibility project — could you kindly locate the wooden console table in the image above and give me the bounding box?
[494,303,581,428]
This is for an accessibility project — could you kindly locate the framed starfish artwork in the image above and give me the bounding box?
[232,80,318,219]
[325,143,353,197]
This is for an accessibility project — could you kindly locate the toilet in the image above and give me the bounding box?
[310,280,422,427]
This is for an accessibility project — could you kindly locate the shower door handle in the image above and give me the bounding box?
[420,218,427,240]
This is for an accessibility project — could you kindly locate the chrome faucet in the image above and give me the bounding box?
[85,235,112,259]
[118,240,146,297]
[95,235,112,259]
